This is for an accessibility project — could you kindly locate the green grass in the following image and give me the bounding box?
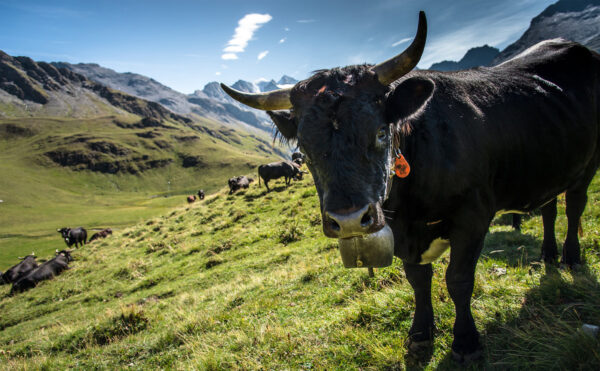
[0,172,599,370]
[0,114,282,266]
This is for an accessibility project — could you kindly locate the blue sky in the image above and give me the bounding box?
[0,0,556,94]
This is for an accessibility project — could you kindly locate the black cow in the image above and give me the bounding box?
[198,189,205,200]
[221,12,600,362]
[89,228,113,243]
[11,250,73,294]
[258,161,305,192]
[228,176,253,194]
[0,254,38,285]
[57,227,87,248]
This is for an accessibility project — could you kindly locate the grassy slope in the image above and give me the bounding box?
[0,172,598,370]
[0,115,281,267]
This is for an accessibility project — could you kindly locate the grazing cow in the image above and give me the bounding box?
[221,12,600,362]
[187,195,196,203]
[11,250,73,294]
[228,176,253,194]
[0,254,38,285]
[198,189,205,200]
[57,227,87,248]
[291,151,305,165]
[89,228,113,243]
[257,161,306,192]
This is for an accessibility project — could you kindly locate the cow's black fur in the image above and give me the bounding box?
[0,255,38,285]
[198,189,205,200]
[58,227,87,248]
[11,250,73,294]
[89,228,113,243]
[228,176,253,194]
[258,161,304,191]
[266,40,600,359]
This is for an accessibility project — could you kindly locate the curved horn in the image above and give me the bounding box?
[220,83,292,111]
[371,11,427,85]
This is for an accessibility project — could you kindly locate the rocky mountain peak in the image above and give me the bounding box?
[429,45,500,71]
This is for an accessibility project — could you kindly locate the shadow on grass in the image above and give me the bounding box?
[430,263,600,370]
[404,231,600,369]
[482,230,541,267]
[482,262,600,369]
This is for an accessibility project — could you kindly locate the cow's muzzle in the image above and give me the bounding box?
[323,203,394,268]
[323,203,383,239]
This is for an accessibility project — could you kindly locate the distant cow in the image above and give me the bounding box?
[89,228,113,243]
[291,151,305,165]
[0,254,38,285]
[57,227,87,248]
[187,195,196,203]
[258,161,306,192]
[228,176,254,194]
[198,190,205,200]
[11,250,73,294]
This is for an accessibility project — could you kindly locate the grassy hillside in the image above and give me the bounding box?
[0,172,599,369]
[0,114,282,266]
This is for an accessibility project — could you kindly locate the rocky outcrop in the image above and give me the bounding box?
[492,0,600,64]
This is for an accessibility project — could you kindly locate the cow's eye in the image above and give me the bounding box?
[376,127,388,143]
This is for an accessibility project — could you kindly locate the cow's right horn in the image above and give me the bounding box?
[371,11,427,85]
[220,83,293,111]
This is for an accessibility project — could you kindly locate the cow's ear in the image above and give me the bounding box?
[385,77,434,123]
[267,110,297,140]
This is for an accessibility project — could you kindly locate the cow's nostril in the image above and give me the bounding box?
[360,213,373,227]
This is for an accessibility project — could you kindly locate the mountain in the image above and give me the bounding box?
[492,0,600,64]
[429,45,500,71]
[54,62,273,132]
[257,79,280,92]
[278,75,298,86]
[232,80,259,93]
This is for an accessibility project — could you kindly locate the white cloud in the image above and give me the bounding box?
[279,38,286,44]
[258,50,269,60]
[222,13,272,60]
[297,19,315,23]
[284,27,290,32]
[221,53,238,60]
[215,71,221,76]
[392,37,412,47]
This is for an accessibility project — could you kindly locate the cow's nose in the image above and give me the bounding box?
[323,204,377,238]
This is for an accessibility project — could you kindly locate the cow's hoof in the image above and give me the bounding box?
[406,338,433,353]
[451,346,483,364]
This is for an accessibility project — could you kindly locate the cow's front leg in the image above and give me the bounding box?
[446,233,485,362]
[404,262,434,350]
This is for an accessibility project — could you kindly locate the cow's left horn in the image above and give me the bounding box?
[220,83,293,111]
[371,11,427,85]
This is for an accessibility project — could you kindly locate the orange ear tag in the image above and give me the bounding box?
[394,154,411,178]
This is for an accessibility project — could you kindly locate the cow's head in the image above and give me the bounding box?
[57,227,70,239]
[56,249,74,262]
[222,13,428,243]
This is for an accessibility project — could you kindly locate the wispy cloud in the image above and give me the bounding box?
[419,11,534,68]
[297,19,316,24]
[284,27,290,32]
[222,13,272,60]
[392,37,412,47]
[257,50,269,60]
[215,71,222,76]
[221,53,238,60]
[279,38,287,44]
